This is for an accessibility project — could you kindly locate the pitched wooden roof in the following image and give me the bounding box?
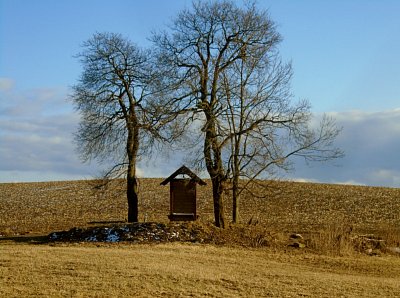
[160,165,207,186]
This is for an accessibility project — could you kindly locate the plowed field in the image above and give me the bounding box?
[1,179,399,236]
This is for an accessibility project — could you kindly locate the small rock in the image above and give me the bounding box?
[290,233,304,240]
[289,242,305,248]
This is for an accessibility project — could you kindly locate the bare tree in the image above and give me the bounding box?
[221,47,343,223]
[153,1,342,227]
[71,32,176,222]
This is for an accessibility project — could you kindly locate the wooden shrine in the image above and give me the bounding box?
[160,165,206,221]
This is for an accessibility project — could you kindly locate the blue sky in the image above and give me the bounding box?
[1,0,400,187]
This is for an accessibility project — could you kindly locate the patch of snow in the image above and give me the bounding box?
[105,229,120,242]
[121,226,130,233]
[170,231,179,238]
[85,235,98,242]
[49,233,58,240]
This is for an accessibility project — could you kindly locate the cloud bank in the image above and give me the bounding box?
[1,80,399,187]
[289,109,400,188]
[0,82,99,182]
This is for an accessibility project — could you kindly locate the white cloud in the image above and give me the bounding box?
[332,180,366,186]
[368,169,400,187]
[289,177,319,183]
[0,78,15,91]
[0,83,176,182]
[0,85,99,182]
[1,81,400,188]
[290,109,400,188]
[0,170,94,183]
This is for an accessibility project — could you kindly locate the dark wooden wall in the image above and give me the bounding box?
[170,179,197,220]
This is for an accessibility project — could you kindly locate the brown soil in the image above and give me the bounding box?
[1,178,399,236]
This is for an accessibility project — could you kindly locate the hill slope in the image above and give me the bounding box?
[1,179,399,236]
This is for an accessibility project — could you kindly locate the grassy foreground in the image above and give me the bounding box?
[1,241,400,297]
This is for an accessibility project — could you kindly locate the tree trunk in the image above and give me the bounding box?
[203,130,226,227]
[232,138,240,223]
[203,116,226,228]
[232,174,239,223]
[211,175,226,228]
[127,164,139,222]
[126,115,139,223]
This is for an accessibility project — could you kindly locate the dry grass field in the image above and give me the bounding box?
[1,242,400,297]
[1,179,400,297]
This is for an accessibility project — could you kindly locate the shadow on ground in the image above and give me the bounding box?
[0,235,49,244]
[88,220,126,225]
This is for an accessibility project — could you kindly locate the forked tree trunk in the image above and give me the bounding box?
[204,116,226,229]
[211,175,226,228]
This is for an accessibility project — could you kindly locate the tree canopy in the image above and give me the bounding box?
[71,1,343,227]
[152,0,343,226]
[71,32,179,222]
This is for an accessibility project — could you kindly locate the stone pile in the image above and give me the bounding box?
[48,222,210,244]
